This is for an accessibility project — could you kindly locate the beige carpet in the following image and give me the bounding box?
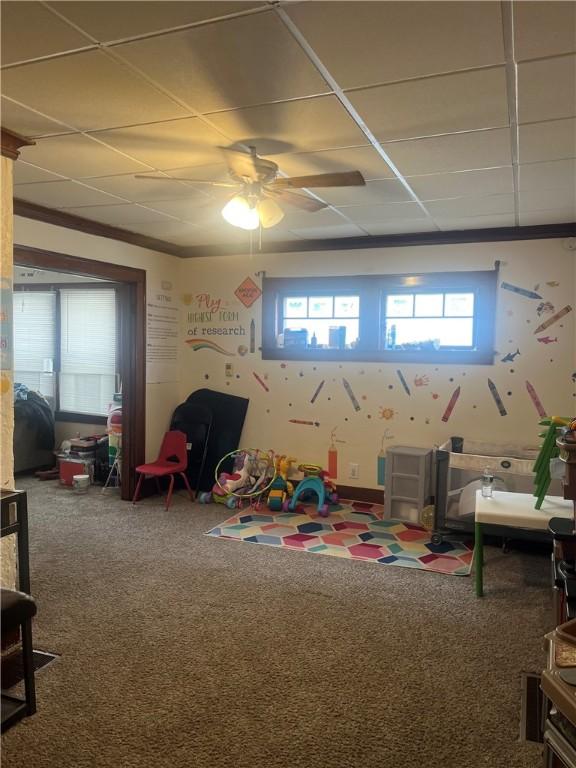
[2,478,548,767]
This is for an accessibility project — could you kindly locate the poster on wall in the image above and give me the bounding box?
[146,288,179,383]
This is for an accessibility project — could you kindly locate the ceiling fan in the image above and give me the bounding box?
[135,146,365,230]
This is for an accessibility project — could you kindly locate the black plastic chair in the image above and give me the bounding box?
[1,589,37,732]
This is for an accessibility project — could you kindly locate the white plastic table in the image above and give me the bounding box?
[474,490,574,596]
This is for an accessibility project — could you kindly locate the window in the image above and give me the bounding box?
[262,270,497,364]
[13,287,117,418]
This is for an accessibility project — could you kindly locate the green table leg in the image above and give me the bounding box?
[475,521,484,597]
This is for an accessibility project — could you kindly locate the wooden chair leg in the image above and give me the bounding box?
[20,619,36,716]
[180,473,194,502]
[166,475,175,510]
[132,473,144,505]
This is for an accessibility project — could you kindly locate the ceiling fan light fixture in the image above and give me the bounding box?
[257,197,285,229]
[222,195,259,230]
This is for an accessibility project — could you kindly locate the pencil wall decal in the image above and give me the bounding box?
[488,378,507,416]
[525,380,546,418]
[396,369,411,396]
[289,419,320,427]
[534,305,572,334]
[252,371,269,392]
[501,282,542,299]
[342,378,361,411]
[441,386,460,422]
[310,379,325,404]
[249,319,255,353]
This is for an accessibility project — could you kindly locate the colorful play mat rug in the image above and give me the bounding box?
[206,501,473,576]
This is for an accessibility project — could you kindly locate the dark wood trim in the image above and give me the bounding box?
[14,283,120,290]
[13,245,146,501]
[1,129,34,160]
[14,200,186,259]
[14,198,575,258]
[337,485,385,505]
[55,412,107,426]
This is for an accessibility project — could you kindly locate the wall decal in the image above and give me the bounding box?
[537,301,555,316]
[525,380,546,418]
[396,369,411,396]
[249,319,255,353]
[289,419,320,427]
[537,336,558,344]
[342,378,361,411]
[546,281,560,287]
[572,372,576,383]
[379,407,395,420]
[501,281,542,299]
[237,344,248,356]
[488,378,507,416]
[534,283,540,292]
[253,372,269,392]
[377,451,386,486]
[414,374,429,387]
[441,387,461,422]
[234,277,262,308]
[432,393,439,400]
[0,373,10,396]
[310,380,325,404]
[500,348,520,363]
[534,305,572,334]
[185,338,235,356]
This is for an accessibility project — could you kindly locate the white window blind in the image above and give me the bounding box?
[13,291,57,402]
[59,289,117,416]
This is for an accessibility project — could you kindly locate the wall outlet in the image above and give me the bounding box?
[349,462,359,480]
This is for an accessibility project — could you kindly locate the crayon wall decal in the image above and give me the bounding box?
[441,386,460,422]
[342,378,361,411]
[328,442,338,479]
[249,319,255,353]
[525,380,547,418]
[289,419,320,427]
[501,282,542,299]
[310,379,325,404]
[252,371,269,392]
[487,378,507,416]
[534,305,572,334]
[396,369,411,396]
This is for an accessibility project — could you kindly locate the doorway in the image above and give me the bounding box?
[13,245,146,500]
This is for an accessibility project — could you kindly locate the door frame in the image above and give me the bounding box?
[13,245,146,501]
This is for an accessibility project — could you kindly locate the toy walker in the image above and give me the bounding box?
[198,449,276,509]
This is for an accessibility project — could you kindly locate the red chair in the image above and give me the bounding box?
[132,430,194,510]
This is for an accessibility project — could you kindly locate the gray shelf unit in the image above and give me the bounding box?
[384,446,433,523]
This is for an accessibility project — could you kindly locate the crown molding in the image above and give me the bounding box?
[1,128,35,160]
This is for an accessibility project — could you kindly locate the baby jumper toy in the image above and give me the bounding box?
[198,449,277,509]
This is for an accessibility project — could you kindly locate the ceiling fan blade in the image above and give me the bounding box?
[270,170,366,189]
[220,147,278,182]
[134,174,237,188]
[266,188,328,212]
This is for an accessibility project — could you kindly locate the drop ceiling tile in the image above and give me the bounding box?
[277,207,348,230]
[92,118,226,170]
[337,201,427,223]
[435,214,515,231]
[358,219,434,236]
[207,95,368,154]
[60,204,177,225]
[382,128,512,176]
[519,188,576,213]
[83,173,215,204]
[289,223,367,240]
[125,221,201,245]
[1,98,72,138]
[116,11,329,114]
[19,134,150,178]
[425,193,515,218]
[13,162,65,185]
[518,55,576,124]
[407,167,514,200]
[50,2,263,44]
[348,67,509,142]
[139,198,221,224]
[277,146,395,180]
[286,1,504,89]
[514,2,576,61]
[315,179,412,207]
[2,50,189,131]
[519,209,576,226]
[518,119,576,164]
[189,225,257,246]
[13,180,128,208]
[519,160,576,192]
[1,1,94,66]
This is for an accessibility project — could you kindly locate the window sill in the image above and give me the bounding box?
[262,347,494,365]
[55,412,107,426]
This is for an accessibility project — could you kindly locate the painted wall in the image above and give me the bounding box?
[177,238,575,489]
[13,216,182,461]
